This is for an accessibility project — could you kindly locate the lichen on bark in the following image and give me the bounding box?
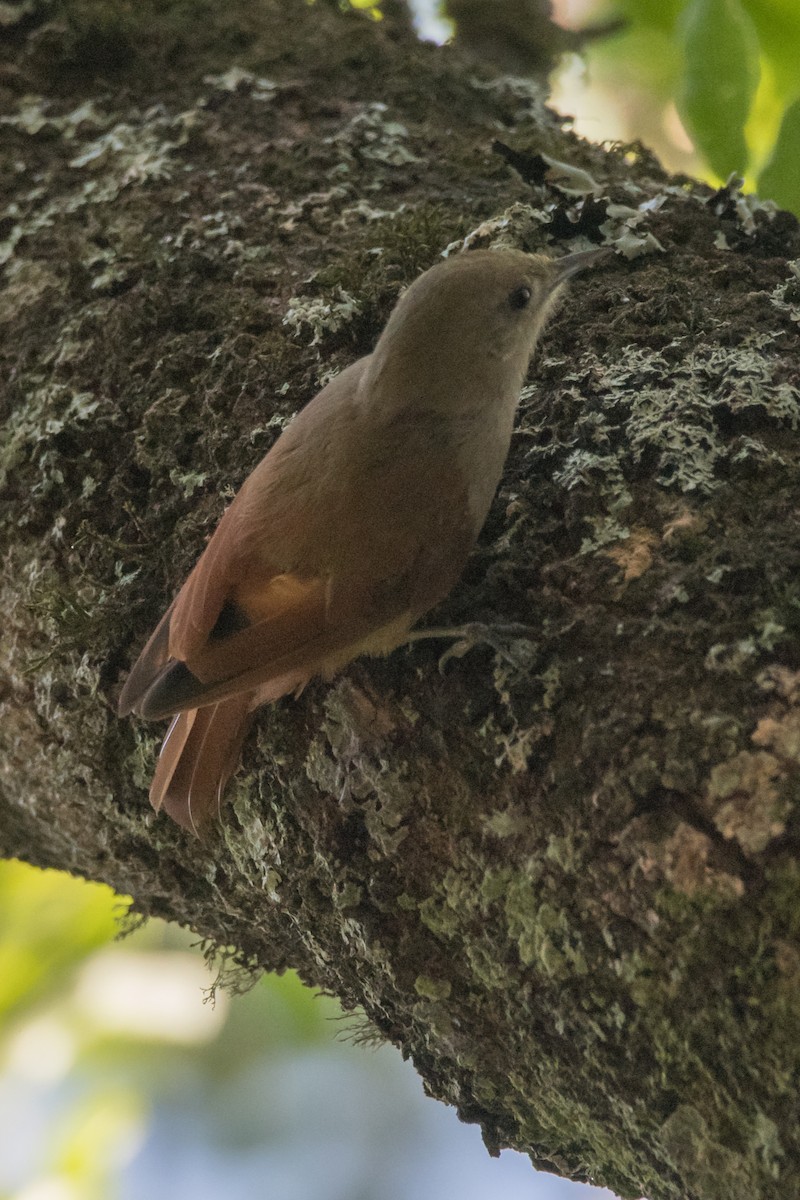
[3,2,800,1197]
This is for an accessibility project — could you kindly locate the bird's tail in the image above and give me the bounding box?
[149,692,255,836]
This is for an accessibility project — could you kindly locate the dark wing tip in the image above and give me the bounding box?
[117,602,176,719]
[138,660,208,721]
[118,668,148,717]
[122,600,257,720]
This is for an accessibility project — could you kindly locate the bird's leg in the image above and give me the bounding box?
[407,622,539,671]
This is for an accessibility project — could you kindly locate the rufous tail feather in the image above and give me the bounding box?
[149,693,255,835]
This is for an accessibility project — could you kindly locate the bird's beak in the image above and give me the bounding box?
[551,247,613,284]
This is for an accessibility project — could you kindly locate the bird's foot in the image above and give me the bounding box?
[407,622,539,671]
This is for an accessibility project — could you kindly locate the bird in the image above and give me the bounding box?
[118,245,609,835]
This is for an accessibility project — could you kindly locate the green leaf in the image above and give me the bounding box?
[743,1,800,107]
[677,0,761,178]
[757,96,800,215]
[0,860,122,1025]
[608,0,685,35]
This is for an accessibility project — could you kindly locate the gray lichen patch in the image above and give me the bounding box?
[325,101,423,167]
[769,257,800,324]
[283,287,361,347]
[536,334,800,519]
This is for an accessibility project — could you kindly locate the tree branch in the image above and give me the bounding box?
[2,3,800,1196]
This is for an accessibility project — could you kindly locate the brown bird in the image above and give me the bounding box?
[119,246,608,834]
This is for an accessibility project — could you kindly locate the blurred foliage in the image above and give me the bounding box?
[441,0,624,76]
[0,860,339,1200]
[0,861,135,1198]
[677,0,759,178]
[423,0,800,214]
[0,859,123,1025]
[0,862,567,1200]
[603,0,800,211]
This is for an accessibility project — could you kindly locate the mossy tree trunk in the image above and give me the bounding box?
[3,3,800,1197]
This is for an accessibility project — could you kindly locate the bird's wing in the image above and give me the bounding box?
[119,358,475,723]
[117,363,366,718]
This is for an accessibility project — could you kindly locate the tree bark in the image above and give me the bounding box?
[3,3,800,1197]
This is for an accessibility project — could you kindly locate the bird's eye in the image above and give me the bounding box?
[508,284,532,310]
